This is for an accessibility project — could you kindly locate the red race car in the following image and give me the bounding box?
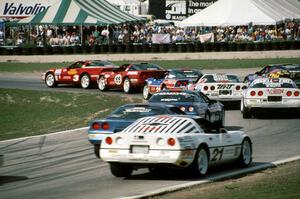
[43,60,117,89]
[98,63,166,93]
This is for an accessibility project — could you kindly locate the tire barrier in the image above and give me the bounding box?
[1,41,299,55]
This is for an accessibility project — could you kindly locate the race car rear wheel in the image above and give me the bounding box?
[143,84,152,100]
[45,73,57,87]
[98,76,108,91]
[123,77,132,93]
[80,74,91,89]
[110,163,133,177]
[241,100,252,119]
[93,144,100,159]
[216,109,225,128]
[191,146,209,176]
[237,138,252,167]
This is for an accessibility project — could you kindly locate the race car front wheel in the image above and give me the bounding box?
[98,76,108,91]
[237,138,252,167]
[143,84,152,100]
[110,163,133,177]
[123,77,132,93]
[45,73,57,87]
[80,74,91,89]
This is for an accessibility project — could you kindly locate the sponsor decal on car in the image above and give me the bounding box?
[73,75,79,82]
[68,69,77,75]
[128,71,138,75]
[54,69,62,75]
[114,74,122,85]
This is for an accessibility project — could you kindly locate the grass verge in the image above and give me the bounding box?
[1,58,300,72]
[0,88,142,140]
[151,160,300,199]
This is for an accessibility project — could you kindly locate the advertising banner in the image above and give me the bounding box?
[199,32,214,43]
[149,0,217,21]
[152,34,171,44]
[0,0,57,18]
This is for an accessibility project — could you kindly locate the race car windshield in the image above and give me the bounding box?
[284,65,300,71]
[149,93,203,103]
[130,64,162,71]
[86,60,116,67]
[169,70,202,79]
[202,75,240,83]
[251,79,297,88]
[107,106,172,120]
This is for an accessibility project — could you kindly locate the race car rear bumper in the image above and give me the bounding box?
[245,99,300,109]
[100,148,194,167]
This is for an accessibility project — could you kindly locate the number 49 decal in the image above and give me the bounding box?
[211,148,224,161]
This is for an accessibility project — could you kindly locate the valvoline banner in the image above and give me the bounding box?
[0,0,57,18]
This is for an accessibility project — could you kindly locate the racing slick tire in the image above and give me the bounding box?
[94,144,100,159]
[110,163,133,177]
[241,100,252,119]
[190,146,209,176]
[123,77,132,93]
[237,138,252,167]
[80,74,91,89]
[45,72,57,87]
[143,84,152,100]
[98,76,108,91]
[215,109,225,128]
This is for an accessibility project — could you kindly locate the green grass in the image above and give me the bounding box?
[1,58,300,72]
[0,88,142,140]
[151,161,300,199]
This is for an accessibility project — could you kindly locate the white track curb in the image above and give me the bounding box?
[120,155,300,199]
[0,127,88,144]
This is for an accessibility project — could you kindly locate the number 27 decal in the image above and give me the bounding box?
[211,148,224,161]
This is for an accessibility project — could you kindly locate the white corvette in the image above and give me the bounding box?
[241,77,300,118]
[100,115,252,177]
[191,74,247,101]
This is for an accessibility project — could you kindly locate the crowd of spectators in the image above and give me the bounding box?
[3,20,300,46]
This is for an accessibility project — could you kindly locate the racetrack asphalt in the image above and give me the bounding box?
[0,50,299,63]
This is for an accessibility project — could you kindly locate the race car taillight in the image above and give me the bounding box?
[236,85,241,90]
[179,106,186,112]
[294,91,299,96]
[210,86,215,91]
[188,106,194,112]
[203,86,208,91]
[167,138,176,146]
[250,91,256,96]
[287,91,292,97]
[102,122,110,130]
[258,91,263,96]
[105,137,113,145]
[92,122,100,130]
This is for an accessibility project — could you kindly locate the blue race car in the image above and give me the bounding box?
[244,64,300,87]
[148,90,225,128]
[88,103,185,158]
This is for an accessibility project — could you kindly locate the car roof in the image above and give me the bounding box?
[118,103,179,109]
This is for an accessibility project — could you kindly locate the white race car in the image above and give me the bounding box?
[241,77,300,118]
[100,115,252,177]
[191,73,247,101]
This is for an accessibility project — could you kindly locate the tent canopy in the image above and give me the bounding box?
[10,0,145,26]
[179,0,300,27]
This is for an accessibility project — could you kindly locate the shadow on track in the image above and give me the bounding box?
[124,162,274,181]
